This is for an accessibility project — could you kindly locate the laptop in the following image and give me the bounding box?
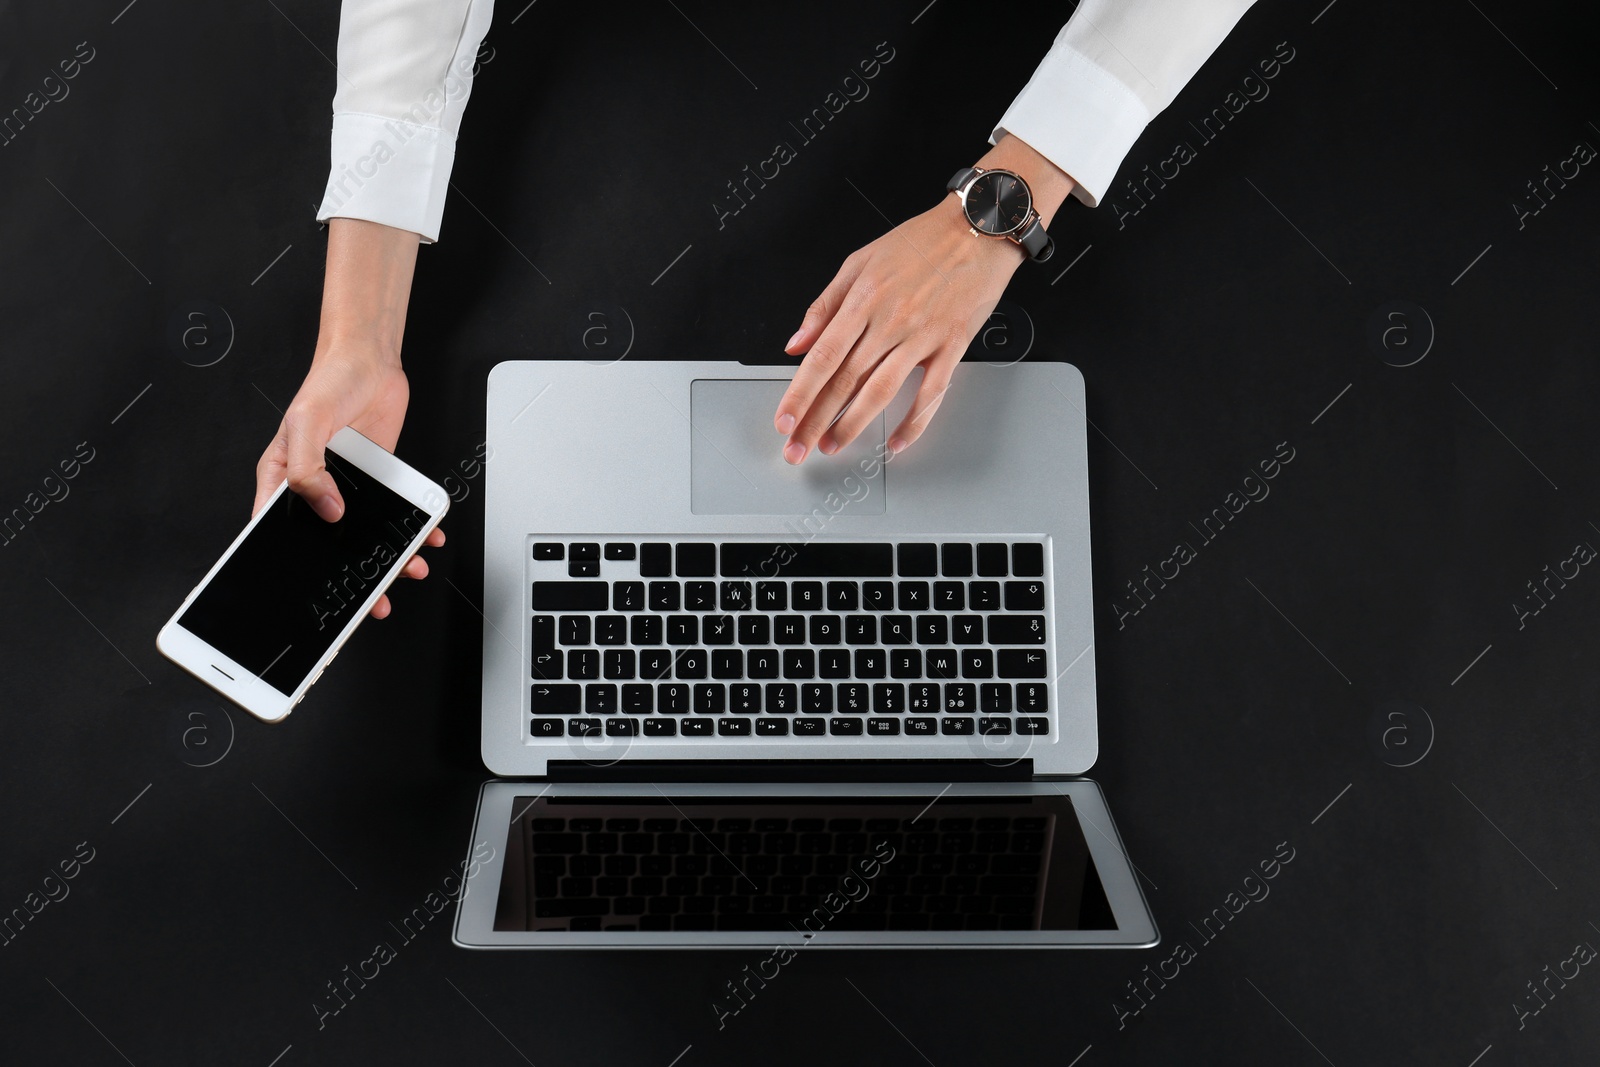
[452,358,1158,948]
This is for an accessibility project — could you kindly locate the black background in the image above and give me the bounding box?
[2,1,1598,1064]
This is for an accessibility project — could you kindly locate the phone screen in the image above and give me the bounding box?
[179,455,430,692]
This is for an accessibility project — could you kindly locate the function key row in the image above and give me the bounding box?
[530,715,1050,739]
[532,542,1044,580]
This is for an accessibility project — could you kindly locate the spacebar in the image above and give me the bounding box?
[720,543,893,577]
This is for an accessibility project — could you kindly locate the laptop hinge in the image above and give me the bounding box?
[546,759,1033,784]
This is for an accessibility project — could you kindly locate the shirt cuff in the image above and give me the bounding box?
[315,111,456,244]
[990,45,1151,209]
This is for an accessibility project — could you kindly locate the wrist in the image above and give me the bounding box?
[973,133,1074,228]
[316,218,419,369]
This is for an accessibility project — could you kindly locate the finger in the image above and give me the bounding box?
[777,311,872,463]
[370,594,392,619]
[787,326,893,462]
[424,527,446,548]
[252,427,289,517]
[283,402,345,523]
[775,254,869,436]
[887,352,959,454]
[400,554,429,580]
[817,344,923,455]
[783,250,867,359]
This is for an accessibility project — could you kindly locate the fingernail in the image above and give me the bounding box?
[785,329,805,351]
[783,441,807,465]
[313,494,343,522]
[776,413,796,434]
[819,438,839,456]
[889,438,908,455]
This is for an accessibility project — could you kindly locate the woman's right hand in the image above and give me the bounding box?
[250,218,442,619]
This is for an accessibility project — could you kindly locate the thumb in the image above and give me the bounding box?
[283,405,345,522]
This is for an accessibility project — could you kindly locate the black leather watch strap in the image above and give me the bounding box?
[1016,215,1055,263]
[947,166,979,194]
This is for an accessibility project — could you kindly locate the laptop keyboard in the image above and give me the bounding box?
[526,540,1052,742]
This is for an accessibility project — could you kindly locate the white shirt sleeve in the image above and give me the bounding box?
[992,0,1256,208]
[315,0,496,243]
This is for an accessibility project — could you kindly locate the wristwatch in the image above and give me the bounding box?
[947,166,1055,263]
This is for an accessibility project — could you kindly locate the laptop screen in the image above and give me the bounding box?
[491,793,1116,934]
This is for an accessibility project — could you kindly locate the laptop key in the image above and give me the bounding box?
[827,582,859,611]
[838,684,868,713]
[622,684,653,713]
[943,684,976,712]
[605,717,638,736]
[676,543,715,576]
[585,684,618,713]
[917,616,948,644]
[830,717,865,735]
[568,717,601,736]
[559,615,591,645]
[680,717,713,736]
[940,717,975,735]
[801,684,833,713]
[1004,580,1045,610]
[666,616,698,645]
[962,649,995,678]
[998,650,1047,678]
[571,543,600,561]
[976,542,1008,576]
[792,582,823,610]
[867,717,901,735]
[926,650,958,678]
[685,582,716,610]
[1015,683,1048,712]
[755,718,788,736]
[766,683,797,713]
[694,683,726,714]
[603,650,635,679]
[639,543,671,577]
[793,717,824,736]
[532,683,581,713]
[898,543,937,576]
[773,615,805,644]
[1017,716,1049,734]
[675,650,707,678]
[978,717,1012,735]
[1011,542,1043,577]
[568,650,599,679]
[737,615,769,644]
[969,582,1000,611]
[897,582,930,611]
[703,615,735,645]
[533,543,564,560]
[639,649,672,679]
[951,615,984,644]
[872,683,905,714]
[718,717,752,736]
[890,650,921,679]
[934,582,965,610]
[595,615,627,645]
[613,581,645,611]
[854,649,886,678]
[908,683,938,711]
[630,615,662,645]
[989,615,1046,644]
[568,559,600,578]
[604,542,636,560]
[809,615,842,644]
[658,683,690,713]
[905,716,936,735]
[648,581,681,611]
[748,649,780,678]
[980,683,1012,714]
[783,649,815,679]
[532,581,607,611]
[642,718,676,736]
[711,650,743,679]
[756,582,787,610]
[845,615,876,644]
[730,684,761,713]
[941,543,973,577]
[720,581,752,611]
[819,650,851,678]
[529,717,565,736]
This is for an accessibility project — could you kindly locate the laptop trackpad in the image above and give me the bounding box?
[689,379,887,516]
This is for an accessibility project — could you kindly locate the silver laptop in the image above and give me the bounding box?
[453,359,1157,948]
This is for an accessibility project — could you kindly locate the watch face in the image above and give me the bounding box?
[964,170,1032,235]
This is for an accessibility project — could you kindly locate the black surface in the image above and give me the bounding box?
[2,1,1598,1064]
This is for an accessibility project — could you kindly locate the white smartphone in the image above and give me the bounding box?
[158,427,449,722]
